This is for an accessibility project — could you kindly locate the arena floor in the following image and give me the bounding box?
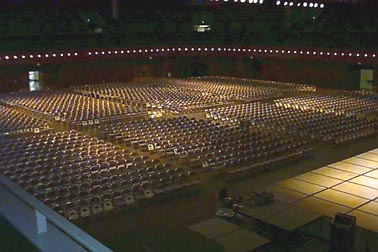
[1,78,378,252]
[76,136,378,252]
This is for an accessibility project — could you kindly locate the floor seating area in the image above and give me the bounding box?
[73,77,316,115]
[275,94,378,118]
[172,78,285,102]
[74,80,233,114]
[0,105,50,136]
[206,101,378,144]
[75,81,229,114]
[0,77,377,224]
[192,76,317,94]
[0,130,197,220]
[339,90,378,104]
[0,90,147,125]
[99,116,310,175]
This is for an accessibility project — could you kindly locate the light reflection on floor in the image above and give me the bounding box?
[265,148,378,232]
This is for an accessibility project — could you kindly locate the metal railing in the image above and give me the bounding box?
[0,174,113,252]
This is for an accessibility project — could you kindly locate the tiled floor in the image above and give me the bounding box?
[369,149,378,155]
[358,201,378,216]
[295,197,351,217]
[350,176,378,189]
[348,210,378,233]
[365,169,378,179]
[332,182,378,200]
[314,189,368,208]
[265,148,378,232]
[277,178,326,195]
[343,157,378,169]
[327,162,372,174]
[311,167,359,180]
[262,185,307,204]
[295,172,343,188]
[357,153,378,162]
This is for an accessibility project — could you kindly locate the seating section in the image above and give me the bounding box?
[74,81,231,114]
[0,105,50,136]
[192,76,317,94]
[0,130,197,220]
[100,116,310,173]
[340,90,378,102]
[206,101,378,145]
[0,77,377,220]
[0,90,147,125]
[73,78,316,115]
[275,95,378,118]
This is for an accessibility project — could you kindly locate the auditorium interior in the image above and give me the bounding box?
[1,1,378,252]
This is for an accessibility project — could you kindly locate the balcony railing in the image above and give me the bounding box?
[0,174,113,252]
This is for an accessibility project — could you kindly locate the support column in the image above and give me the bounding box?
[35,210,47,234]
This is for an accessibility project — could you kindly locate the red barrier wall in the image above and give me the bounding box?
[0,56,361,93]
[259,58,358,90]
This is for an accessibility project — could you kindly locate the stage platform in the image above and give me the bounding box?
[237,200,322,232]
[240,149,378,232]
[259,207,322,232]
[189,217,270,252]
[261,148,378,232]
